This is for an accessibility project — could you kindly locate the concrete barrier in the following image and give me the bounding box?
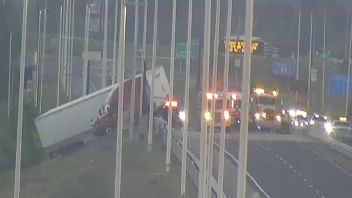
[309,126,352,159]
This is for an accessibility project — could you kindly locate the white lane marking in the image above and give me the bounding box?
[300,143,352,178]
[321,196,326,198]
[315,190,319,194]
[309,184,313,188]
[289,165,293,169]
[275,154,279,158]
[213,141,271,198]
[303,178,308,182]
[283,160,287,164]
[297,173,301,177]
[293,169,297,173]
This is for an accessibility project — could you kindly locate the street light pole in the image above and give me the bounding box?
[236,0,254,197]
[218,1,232,197]
[346,16,352,116]
[8,32,12,118]
[102,0,108,88]
[69,0,75,101]
[13,0,28,197]
[307,12,313,109]
[35,10,42,107]
[322,12,326,113]
[83,4,90,96]
[114,2,127,198]
[207,0,220,196]
[295,8,301,102]
[148,0,159,150]
[199,0,211,197]
[63,0,70,92]
[166,0,176,173]
[181,1,192,196]
[130,0,139,143]
[112,0,119,84]
[57,6,63,106]
[140,0,148,116]
[39,8,47,114]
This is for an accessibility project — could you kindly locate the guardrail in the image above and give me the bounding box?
[167,128,270,198]
[171,133,227,198]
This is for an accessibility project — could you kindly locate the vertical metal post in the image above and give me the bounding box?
[166,0,176,173]
[57,6,63,106]
[39,8,47,114]
[83,5,90,96]
[295,8,301,102]
[8,32,12,118]
[181,1,192,196]
[236,0,253,197]
[114,3,126,198]
[35,10,42,107]
[346,16,352,116]
[296,9,301,81]
[148,0,158,150]
[218,1,232,197]
[199,0,211,197]
[307,12,313,109]
[63,0,70,92]
[207,0,220,196]
[322,12,326,113]
[130,0,139,143]
[112,0,119,84]
[69,0,75,100]
[13,0,28,197]
[102,0,109,88]
[140,0,148,116]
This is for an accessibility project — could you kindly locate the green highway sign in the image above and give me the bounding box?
[176,39,200,60]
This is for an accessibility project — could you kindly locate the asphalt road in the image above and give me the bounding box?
[187,131,352,198]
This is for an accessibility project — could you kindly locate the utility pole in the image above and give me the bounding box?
[198,0,211,197]
[218,1,232,198]
[181,1,192,197]
[236,0,254,197]
[166,0,176,173]
[207,0,220,197]
[307,12,313,109]
[57,6,63,106]
[8,32,13,118]
[140,0,148,116]
[13,0,28,197]
[130,0,139,143]
[148,0,159,150]
[114,2,127,198]
[346,15,352,116]
[102,0,109,88]
[39,8,47,114]
[322,12,326,113]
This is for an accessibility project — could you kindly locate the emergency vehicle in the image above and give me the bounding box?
[249,87,285,132]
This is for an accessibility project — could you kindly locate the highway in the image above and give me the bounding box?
[187,131,352,198]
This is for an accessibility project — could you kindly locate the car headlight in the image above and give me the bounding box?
[324,122,333,134]
[224,110,230,121]
[276,115,282,122]
[309,120,315,125]
[178,111,186,122]
[262,112,267,119]
[255,113,260,120]
[294,120,299,127]
[204,111,212,121]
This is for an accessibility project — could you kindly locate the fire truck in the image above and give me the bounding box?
[202,90,242,128]
[249,88,287,132]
